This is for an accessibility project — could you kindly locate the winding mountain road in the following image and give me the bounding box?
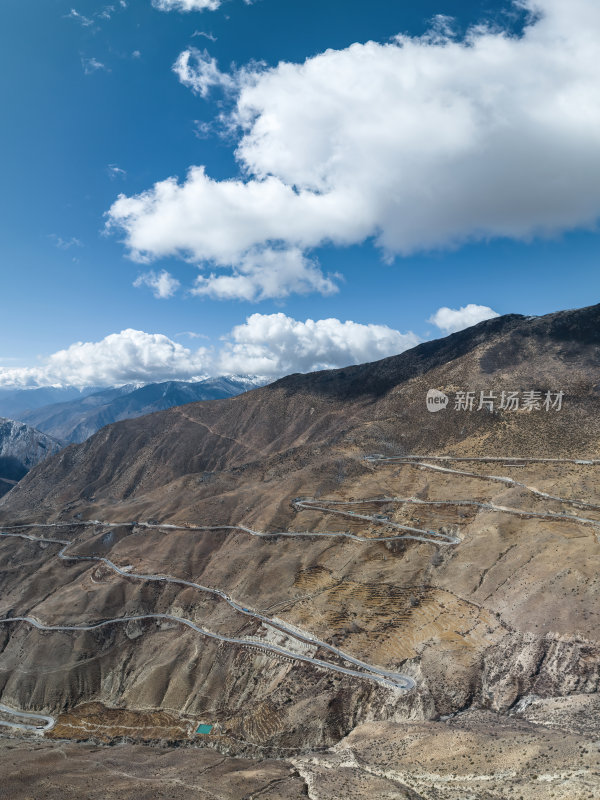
[0,499,460,693]
[291,500,460,544]
[0,531,415,692]
[365,455,600,465]
[0,702,55,733]
[310,496,600,535]
[1,454,597,715]
[0,518,456,545]
[0,613,412,691]
[367,455,600,512]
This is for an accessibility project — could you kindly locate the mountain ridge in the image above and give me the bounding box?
[0,417,63,499]
[12,376,266,444]
[0,303,598,799]
[2,302,599,524]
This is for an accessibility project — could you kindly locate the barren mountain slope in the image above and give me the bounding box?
[18,377,265,444]
[0,305,599,799]
[2,303,600,523]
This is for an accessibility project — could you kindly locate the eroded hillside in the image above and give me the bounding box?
[0,305,599,799]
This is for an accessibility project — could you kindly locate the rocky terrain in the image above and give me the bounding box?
[0,304,599,798]
[0,418,62,499]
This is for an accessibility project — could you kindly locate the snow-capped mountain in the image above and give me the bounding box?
[0,418,63,498]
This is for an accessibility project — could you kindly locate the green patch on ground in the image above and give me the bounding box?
[196,724,213,735]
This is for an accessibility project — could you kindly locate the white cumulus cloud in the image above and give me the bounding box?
[0,330,209,388]
[429,304,500,333]
[191,247,339,301]
[107,0,600,300]
[217,313,420,377]
[134,270,181,299]
[0,315,422,387]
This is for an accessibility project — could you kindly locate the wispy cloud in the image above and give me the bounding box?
[193,30,217,42]
[97,4,116,20]
[153,0,222,11]
[193,120,214,139]
[175,331,210,340]
[65,3,126,29]
[81,57,108,74]
[49,235,83,250]
[107,164,127,180]
[172,47,234,98]
[133,270,181,299]
[153,0,255,11]
[65,8,94,27]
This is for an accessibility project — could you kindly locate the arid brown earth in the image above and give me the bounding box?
[0,737,309,800]
[0,304,599,798]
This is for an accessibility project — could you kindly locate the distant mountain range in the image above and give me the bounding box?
[0,386,99,419]
[8,376,266,444]
[0,418,62,498]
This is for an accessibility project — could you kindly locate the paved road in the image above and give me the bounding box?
[0,612,413,692]
[0,702,55,733]
[365,455,600,465]
[3,454,595,700]
[368,457,600,512]
[315,496,600,534]
[0,518,457,544]
[0,498,460,695]
[292,500,460,544]
[0,531,415,692]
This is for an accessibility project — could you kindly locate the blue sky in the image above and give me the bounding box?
[1,0,599,385]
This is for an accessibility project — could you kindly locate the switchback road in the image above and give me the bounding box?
[0,531,415,692]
